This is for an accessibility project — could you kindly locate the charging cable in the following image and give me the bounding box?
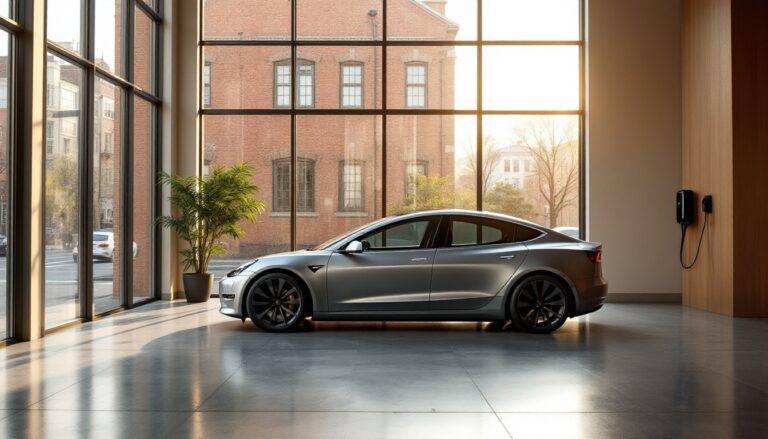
[680,213,708,269]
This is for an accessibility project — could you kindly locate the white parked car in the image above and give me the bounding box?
[553,226,581,240]
[72,230,138,262]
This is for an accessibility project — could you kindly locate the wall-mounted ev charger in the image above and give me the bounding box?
[677,190,712,269]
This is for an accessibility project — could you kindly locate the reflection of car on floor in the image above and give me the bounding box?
[219,210,607,334]
[553,226,581,240]
[0,234,6,257]
[72,230,138,262]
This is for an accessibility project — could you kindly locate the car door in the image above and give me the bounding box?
[429,216,535,310]
[326,217,440,312]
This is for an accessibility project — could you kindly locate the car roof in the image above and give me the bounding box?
[385,209,548,232]
[325,209,567,251]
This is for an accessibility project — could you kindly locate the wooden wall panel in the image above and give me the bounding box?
[681,0,734,315]
[731,0,768,316]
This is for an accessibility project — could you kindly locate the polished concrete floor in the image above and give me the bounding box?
[1,300,768,438]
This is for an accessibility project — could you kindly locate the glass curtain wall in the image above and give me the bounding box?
[44,0,162,329]
[0,4,17,339]
[200,0,584,289]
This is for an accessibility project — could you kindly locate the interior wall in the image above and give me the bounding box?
[161,0,200,299]
[587,0,683,301]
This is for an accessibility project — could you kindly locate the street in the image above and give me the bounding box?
[0,250,244,328]
[42,249,244,301]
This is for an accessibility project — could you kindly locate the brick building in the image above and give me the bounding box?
[203,0,459,257]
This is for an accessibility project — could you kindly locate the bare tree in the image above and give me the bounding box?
[517,118,579,228]
[459,135,504,198]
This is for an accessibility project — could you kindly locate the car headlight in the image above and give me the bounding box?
[227,259,257,277]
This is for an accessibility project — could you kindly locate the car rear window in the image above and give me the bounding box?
[515,224,543,242]
[93,234,109,242]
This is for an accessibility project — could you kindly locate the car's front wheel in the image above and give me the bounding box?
[509,275,570,333]
[245,273,307,332]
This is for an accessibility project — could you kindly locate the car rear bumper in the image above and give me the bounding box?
[572,277,608,317]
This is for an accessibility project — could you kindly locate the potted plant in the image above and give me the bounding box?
[158,163,265,302]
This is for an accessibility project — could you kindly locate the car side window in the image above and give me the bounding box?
[360,219,432,250]
[451,221,504,246]
[446,216,541,247]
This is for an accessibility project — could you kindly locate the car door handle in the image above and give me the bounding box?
[500,255,516,260]
[410,257,428,262]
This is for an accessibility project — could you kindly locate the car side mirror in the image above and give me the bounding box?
[342,240,364,254]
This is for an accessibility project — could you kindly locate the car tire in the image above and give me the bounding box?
[245,273,307,333]
[509,274,570,334]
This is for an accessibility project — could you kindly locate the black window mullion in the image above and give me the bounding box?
[5,13,18,339]
[578,0,586,240]
[80,0,96,321]
[381,0,387,217]
[289,0,296,250]
[152,1,163,300]
[123,0,135,307]
[476,0,483,212]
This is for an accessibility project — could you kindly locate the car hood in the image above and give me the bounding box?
[258,249,332,260]
[239,249,333,269]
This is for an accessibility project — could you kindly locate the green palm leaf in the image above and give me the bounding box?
[157,162,265,274]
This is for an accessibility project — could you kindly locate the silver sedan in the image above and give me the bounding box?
[219,210,607,333]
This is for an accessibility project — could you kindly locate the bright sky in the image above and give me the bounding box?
[444,0,581,165]
[0,3,9,56]
[48,0,118,70]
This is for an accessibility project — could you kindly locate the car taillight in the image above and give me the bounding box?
[586,249,602,264]
[98,243,110,248]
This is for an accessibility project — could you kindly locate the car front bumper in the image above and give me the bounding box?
[218,274,251,319]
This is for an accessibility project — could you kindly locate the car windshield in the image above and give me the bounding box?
[93,234,109,242]
[311,218,390,250]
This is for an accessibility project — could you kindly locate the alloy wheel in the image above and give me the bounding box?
[247,275,304,331]
[513,276,568,332]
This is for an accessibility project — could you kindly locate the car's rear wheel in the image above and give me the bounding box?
[245,273,306,332]
[509,275,570,333]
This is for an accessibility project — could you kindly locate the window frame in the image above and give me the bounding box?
[0,18,14,341]
[296,157,316,212]
[203,61,212,108]
[198,0,587,254]
[274,59,315,109]
[273,157,315,213]
[39,0,165,332]
[404,62,428,109]
[339,61,364,109]
[0,79,7,109]
[273,61,291,109]
[297,62,315,108]
[338,160,364,212]
[272,158,291,212]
